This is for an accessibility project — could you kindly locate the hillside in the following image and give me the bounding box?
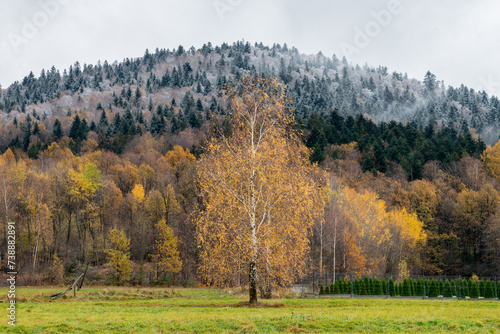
[1,41,499,147]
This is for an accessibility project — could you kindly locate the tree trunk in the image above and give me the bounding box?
[249,260,257,304]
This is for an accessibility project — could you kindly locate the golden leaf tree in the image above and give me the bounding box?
[196,76,318,303]
[105,228,132,284]
[151,219,182,279]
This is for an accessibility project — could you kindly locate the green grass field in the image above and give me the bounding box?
[1,287,499,333]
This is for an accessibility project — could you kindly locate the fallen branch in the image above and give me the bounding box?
[50,272,85,300]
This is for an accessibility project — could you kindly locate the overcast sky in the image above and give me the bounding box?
[1,0,499,96]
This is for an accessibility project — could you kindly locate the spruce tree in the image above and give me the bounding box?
[98,110,109,130]
[52,119,63,139]
[69,115,81,140]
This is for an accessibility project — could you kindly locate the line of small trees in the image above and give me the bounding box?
[318,276,498,298]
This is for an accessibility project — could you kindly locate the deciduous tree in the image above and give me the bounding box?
[196,76,318,303]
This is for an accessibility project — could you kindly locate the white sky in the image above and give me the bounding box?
[1,0,500,96]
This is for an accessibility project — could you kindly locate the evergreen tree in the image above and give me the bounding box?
[80,118,89,139]
[373,278,383,295]
[484,280,495,298]
[402,278,411,296]
[52,119,63,139]
[470,280,480,298]
[98,110,109,129]
[32,122,40,135]
[22,129,31,152]
[360,280,367,295]
[428,279,438,297]
[382,279,388,295]
[69,115,82,140]
[354,279,360,295]
[442,279,452,297]
[461,278,469,297]
[188,110,202,129]
[415,278,424,296]
[438,280,444,296]
[89,120,97,132]
[364,276,372,295]
[451,280,457,297]
[388,277,395,296]
[196,98,203,111]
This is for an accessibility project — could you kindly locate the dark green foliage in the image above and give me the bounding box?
[382,279,387,295]
[414,278,423,296]
[461,279,469,298]
[52,119,63,139]
[427,279,438,297]
[359,280,367,295]
[69,115,81,140]
[22,128,31,152]
[450,280,457,297]
[442,279,452,297]
[353,279,360,295]
[388,277,395,296]
[324,285,330,295]
[470,280,480,298]
[32,122,40,135]
[373,278,384,295]
[479,280,485,297]
[484,279,495,298]
[402,278,412,296]
[338,280,344,294]
[27,141,42,159]
[303,112,486,179]
[438,280,444,296]
[319,284,324,295]
[363,277,372,295]
[98,110,109,129]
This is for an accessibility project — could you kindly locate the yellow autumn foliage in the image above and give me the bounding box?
[196,76,320,302]
[131,183,145,202]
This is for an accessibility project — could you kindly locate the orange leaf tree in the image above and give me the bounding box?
[196,76,318,303]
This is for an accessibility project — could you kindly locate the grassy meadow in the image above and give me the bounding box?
[1,287,499,333]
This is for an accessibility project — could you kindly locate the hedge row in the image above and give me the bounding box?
[318,277,498,298]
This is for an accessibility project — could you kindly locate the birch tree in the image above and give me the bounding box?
[196,76,318,303]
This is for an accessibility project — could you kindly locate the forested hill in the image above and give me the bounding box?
[0,42,486,183]
[1,41,499,148]
[1,41,500,280]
